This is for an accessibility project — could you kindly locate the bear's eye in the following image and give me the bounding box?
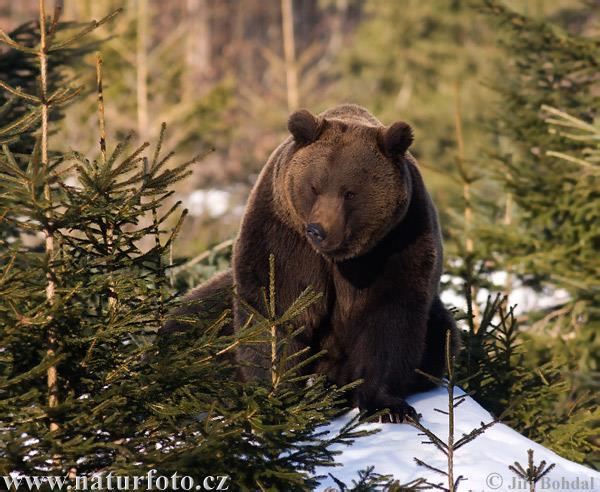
[344,191,355,200]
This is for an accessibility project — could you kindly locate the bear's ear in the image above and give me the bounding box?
[288,109,323,146]
[378,121,414,159]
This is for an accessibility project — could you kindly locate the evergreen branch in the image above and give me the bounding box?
[0,28,37,53]
[0,80,40,103]
[278,287,323,323]
[455,370,483,387]
[0,171,27,187]
[546,130,598,142]
[453,397,466,408]
[0,250,17,285]
[49,8,123,51]
[268,253,276,319]
[46,85,82,106]
[453,418,498,450]
[278,349,326,381]
[144,199,183,232]
[414,368,444,386]
[96,54,107,165]
[162,208,188,250]
[541,105,597,133]
[36,0,60,442]
[111,143,150,179]
[237,294,266,324]
[0,107,42,140]
[408,418,449,455]
[197,334,241,366]
[105,132,134,170]
[414,458,447,477]
[509,461,527,478]
[479,293,506,333]
[454,476,466,491]
[545,151,599,172]
[150,122,167,168]
[148,150,176,176]
[0,93,18,120]
[0,354,66,390]
[1,145,28,179]
[0,135,20,146]
[535,462,556,482]
[508,449,556,492]
[47,0,64,42]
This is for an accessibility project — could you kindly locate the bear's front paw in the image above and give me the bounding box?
[379,401,420,424]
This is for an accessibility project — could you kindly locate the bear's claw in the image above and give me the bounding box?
[379,402,421,424]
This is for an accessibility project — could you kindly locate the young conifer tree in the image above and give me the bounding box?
[0,3,372,489]
[479,0,599,375]
[472,0,599,467]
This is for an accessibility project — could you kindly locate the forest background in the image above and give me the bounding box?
[0,0,598,486]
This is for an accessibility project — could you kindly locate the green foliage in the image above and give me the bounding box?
[0,102,195,475]
[334,0,499,211]
[508,449,556,492]
[60,2,233,164]
[0,5,372,490]
[441,0,600,471]
[2,2,599,487]
[478,0,599,374]
[141,260,370,490]
[0,18,102,153]
[328,466,428,491]
[455,292,600,468]
[0,16,108,244]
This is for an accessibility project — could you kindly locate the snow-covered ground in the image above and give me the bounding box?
[317,387,599,491]
[440,271,571,317]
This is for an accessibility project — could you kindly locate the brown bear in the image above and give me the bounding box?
[163,104,460,422]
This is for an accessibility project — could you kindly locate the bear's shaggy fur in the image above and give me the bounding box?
[163,104,459,422]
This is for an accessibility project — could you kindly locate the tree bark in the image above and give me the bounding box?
[39,0,59,436]
[136,0,149,140]
[183,0,212,100]
[281,0,299,111]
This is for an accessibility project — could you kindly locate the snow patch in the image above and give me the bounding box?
[316,387,599,491]
[440,273,571,316]
[185,189,230,217]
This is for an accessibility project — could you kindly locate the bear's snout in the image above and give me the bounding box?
[306,194,346,253]
[306,223,326,244]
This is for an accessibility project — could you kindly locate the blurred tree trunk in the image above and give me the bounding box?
[136,0,149,140]
[281,0,298,111]
[183,0,212,100]
[327,0,347,60]
[454,82,481,331]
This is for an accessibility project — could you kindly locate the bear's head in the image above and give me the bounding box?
[274,108,414,261]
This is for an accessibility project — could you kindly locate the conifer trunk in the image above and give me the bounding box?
[184,0,211,100]
[503,192,514,294]
[39,0,59,435]
[281,0,298,111]
[136,0,149,140]
[454,83,480,331]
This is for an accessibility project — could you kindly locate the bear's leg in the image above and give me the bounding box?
[357,390,420,424]
[336,294,430,423]
[409,296,460,394]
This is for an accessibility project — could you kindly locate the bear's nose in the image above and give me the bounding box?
[306,223,326,244]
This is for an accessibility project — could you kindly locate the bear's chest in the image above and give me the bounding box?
[274,240,333,325]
